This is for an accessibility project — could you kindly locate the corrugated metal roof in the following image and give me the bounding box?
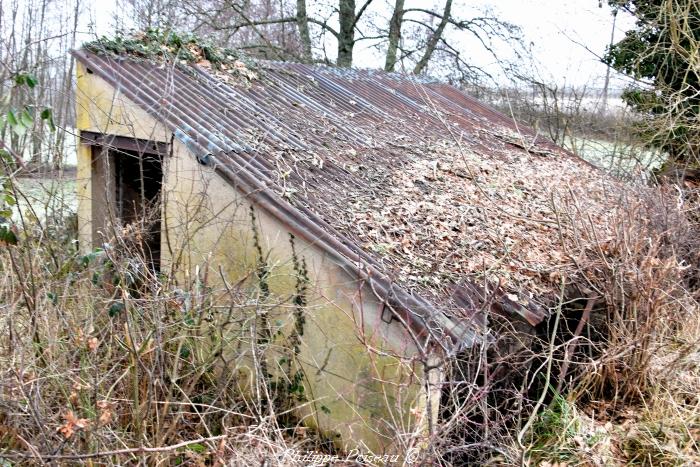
[73,49,599,351]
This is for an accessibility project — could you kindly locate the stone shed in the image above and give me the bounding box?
[72,38,615,454]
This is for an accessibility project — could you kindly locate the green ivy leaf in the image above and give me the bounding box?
[25,74,38,88]
[81,248,103,266]
[46,292,58,305]
[15,73,38,88]
[40,108,56,131]
[0,225,17,245]
[20,108,33,128]
[108,302,125,317]
[187,443,205,454]
[6,109,26,136]
[6,109,18,127]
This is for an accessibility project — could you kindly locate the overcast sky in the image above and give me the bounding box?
[464,0,636,88]
[80,0,634,89]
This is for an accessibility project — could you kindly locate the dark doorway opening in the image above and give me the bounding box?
[83,132,168,273]
[113,148,163,271]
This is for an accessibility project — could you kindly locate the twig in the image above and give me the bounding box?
[556,296,596,394]
[517,277,566,459]
[1,435,227,460]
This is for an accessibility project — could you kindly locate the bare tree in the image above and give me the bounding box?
[381,3,523,82]
[125,0,181,30]
[170,0,523,81]
[384,0,404,72]
[0,0,81,169]
[295,0,312,61]
[336,0,375,67]
[412,0,452,74]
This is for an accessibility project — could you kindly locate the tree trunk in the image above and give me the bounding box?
[296,0,313,61]
[413,0,452,75]
[32,0,49,167]
[53,0,80,169]
[384,0,404,72]
[601,9,617,115]
[337,0,355,67]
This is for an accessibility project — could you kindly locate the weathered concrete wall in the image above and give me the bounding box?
[75,61,170,249]
[75,64,439,454]
[162,148,433,452]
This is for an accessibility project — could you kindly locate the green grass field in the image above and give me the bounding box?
[13,175,77,223]
[566,137,666,177]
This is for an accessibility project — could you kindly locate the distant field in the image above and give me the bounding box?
[13,174,77,223]
[565,137,666,177]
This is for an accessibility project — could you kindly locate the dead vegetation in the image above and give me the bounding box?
[3,76,700,467]
[0,180,339,465]
[418,175,699,466]
[13,157,700,467]
[3,22,700,464]
[84,29,261,84]
[1,148,699,467]
[340,133,621,304]
[517,181,700,466]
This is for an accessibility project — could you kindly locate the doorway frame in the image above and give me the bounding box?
[80,131,169,267]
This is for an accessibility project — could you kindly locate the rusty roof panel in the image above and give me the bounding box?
[72,50,615,349]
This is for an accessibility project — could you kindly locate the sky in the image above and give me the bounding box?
[464,0,636,88]
[78,0,635,89]
[349,0,636,89]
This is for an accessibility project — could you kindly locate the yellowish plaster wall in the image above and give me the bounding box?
[162,143,432,453]
[75,65,439,454]
[75,62,170,250]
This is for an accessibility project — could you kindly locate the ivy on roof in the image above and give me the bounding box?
[83,29,261,81]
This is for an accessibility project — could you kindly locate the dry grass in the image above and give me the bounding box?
[1,165,699,466]
[517,180,700,466]
[0,190,334,465]
[417,172,699,465]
